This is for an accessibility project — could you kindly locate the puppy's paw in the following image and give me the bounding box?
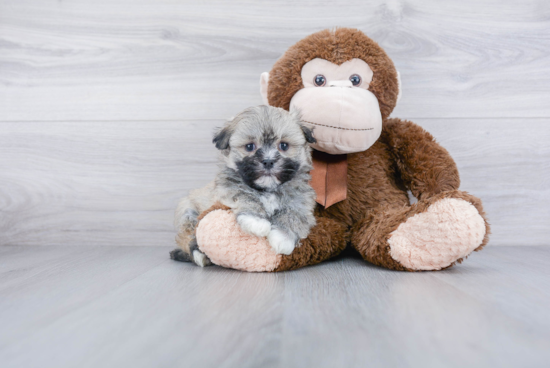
[237,214,272,237]
[192,250,212,267]
[267,229,297,255]
[170,248,191,262]
[170,248,212,267]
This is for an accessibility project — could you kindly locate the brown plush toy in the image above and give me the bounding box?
[181,28,490,272]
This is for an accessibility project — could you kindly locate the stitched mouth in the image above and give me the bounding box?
[303,120,374,131]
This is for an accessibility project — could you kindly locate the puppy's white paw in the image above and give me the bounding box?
[237,215,272,237]
[267,229,297,255]
[193,250,212,267]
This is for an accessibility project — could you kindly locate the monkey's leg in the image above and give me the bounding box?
[351,190,490,271]
[196,209,348,272]
[272,217,348,271]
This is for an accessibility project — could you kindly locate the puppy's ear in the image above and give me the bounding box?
[300,125,316,144]
[213,126,233,150]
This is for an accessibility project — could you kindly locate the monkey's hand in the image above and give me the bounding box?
[236,214,272,238]
[267,228,298,255]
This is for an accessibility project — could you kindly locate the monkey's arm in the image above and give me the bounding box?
[383,118,460,200]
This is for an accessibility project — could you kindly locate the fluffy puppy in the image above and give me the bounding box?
[171,105,317,267]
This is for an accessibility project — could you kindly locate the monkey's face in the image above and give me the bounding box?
[213,106,316,191]
[289,58,383,154]
[260,28,401,155]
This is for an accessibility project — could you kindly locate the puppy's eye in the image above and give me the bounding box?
[349,74,362,86]
[314,74,326,87]
[278,142,289,151]
[245,143,255,152]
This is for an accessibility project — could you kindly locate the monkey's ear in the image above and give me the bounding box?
[300,125,316,144]
[396,71,402,103]
[260,72,270,106]
[212,126,233,150]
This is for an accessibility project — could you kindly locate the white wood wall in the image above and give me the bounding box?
[1,0,549,247]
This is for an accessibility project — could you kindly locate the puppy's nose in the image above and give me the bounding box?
[262,159,275,170]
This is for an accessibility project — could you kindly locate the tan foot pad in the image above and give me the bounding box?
[388,198,486,270]
[196,210,281,272]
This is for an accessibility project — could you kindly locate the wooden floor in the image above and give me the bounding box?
[1,246,549,368]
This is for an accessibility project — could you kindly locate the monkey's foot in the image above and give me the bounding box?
[196,209,281,272]
[388,197,486,270]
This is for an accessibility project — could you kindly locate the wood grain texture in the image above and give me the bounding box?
[0,246,549,368]
[0,120,220,247]
[0,0,548,248]
[1,0,549,121]
[1,118,548,247]
[417,118,550,246]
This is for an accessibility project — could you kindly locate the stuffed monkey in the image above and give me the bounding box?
[178,28,490,272]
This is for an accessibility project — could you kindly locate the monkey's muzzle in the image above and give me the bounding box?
[290,86,382,155]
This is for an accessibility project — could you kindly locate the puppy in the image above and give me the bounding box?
[171,105,317,267]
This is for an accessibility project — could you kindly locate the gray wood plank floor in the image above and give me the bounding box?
[1,246,549,368]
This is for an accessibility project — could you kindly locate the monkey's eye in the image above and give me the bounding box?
[278,142,289,151]
[349,74,362,86]
[314,74,326,87]
[245,143,256,152]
